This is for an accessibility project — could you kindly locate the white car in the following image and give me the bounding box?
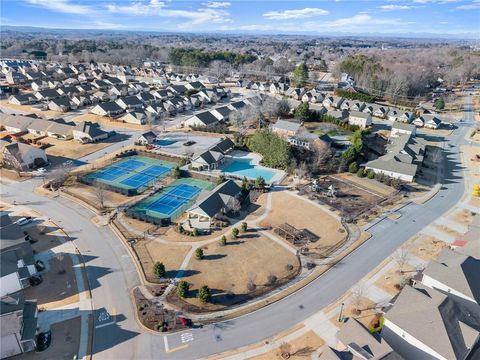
[37,168,47,173]
[16,217,32,226]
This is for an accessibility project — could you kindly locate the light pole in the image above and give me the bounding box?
[338,302,345,322]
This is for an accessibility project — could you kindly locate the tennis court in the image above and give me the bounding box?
[127,178,215,222]
[81,156,175,195]
[147,184,201,216]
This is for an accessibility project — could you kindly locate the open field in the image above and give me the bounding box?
[72,113,147,129]
[263,191,346,257]
[409,234,447,261]
[374,263,415,295]
[11,317,81,360]
[335,173,395,197]
[133,239,191,281]
[170,229,300,311]
[301,175,387,220]
[64,182,138,210]
[45,136,122,160]
[249,330,325,360]
[24,254,79,309]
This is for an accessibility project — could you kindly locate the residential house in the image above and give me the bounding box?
[90,102,124,117]
[186,180,242,226]
[285,87,305,100]
[350,102,366,112]
[0,293,38,359]
[335,319,400,360]
[391,122,417,138]
[0,140,48,170]
[47,97,76,112]
[382,284,480,360]
[0,243,37,297]
[348,111,372,128]
[137,131,157,145]
[365,134,425,182]
[414,114,442,129]
[397,111,415,124]
[186,81,205,90]
[419,248,479,305]
[184,111,220,128]
[8,95,35,106]
[0,113,35,134]
[34,89,60,101]
[190,149,225,171]
[323,96,344,109]
[211,106,234,122]
[372,105,390,119]
[121,110,148,125]
[302,90,324,104]
[269,119,302,138]
[270,82,289,95]
[326,110,349,123]
[116,96,144,110]
[72,122,108,143]
[30,80,48,92]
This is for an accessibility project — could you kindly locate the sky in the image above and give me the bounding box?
[1,0,480,37]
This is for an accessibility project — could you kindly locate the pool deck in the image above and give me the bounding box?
[190,150,287,185]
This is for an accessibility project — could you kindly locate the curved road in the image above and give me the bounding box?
[0,96,474,359]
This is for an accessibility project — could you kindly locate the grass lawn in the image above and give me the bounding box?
[263,191,346,257]
[409,234,447,261]
[174,229,300,311]
[249,330,325,360]
[374,263,415,295]
[134,239,191,280]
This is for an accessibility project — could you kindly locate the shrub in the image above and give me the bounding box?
[220,235,227,246]
[195,248,204,260]
[255,176,266,189]
[171,166,181,178]
[285,263,294,271]
[246,129,290,169]
[247,280,256,292]
[367,170,375,179]
[176,280,189,298]
[217,174,226,185]
[267,274,277,285]
[231,227,239,239]
[153,262,166,278]
[348,162,359,174]
[241,222,247,232]
[294,101,311,121]
[197,285,212,303]
[356,168,365,177]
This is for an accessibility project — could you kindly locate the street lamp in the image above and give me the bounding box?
[338,302,345,322]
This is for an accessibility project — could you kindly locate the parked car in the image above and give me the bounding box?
[35,260,45,272]
[29,275,43,286]
[37,167,47,173]
[16,217,32,226]
[36,331,51,352]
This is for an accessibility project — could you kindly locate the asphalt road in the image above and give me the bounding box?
[0,95,474,359]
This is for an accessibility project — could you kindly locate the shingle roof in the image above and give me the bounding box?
[385,284,480,360]
[187,180,241,218]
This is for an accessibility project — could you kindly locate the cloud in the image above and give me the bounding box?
[106,1,231,26]
[456,0,480,9]
[24,0,93,15]
[379,4,412,11]
[204,2,231,8]
[263,7,329,20]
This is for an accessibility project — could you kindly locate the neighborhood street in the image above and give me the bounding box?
[0,96,474,359]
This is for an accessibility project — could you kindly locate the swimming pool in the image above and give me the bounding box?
[154,139,177,146]
[222,159,276,182]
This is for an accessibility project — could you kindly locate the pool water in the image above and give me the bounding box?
[154,139,177,146]
[222,159,276,182]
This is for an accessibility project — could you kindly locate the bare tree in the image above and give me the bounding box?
[93,184,107,210]
[226,197,241,215]
[394,249,410,274]
[279,342,292,359]
[351,284,364,314]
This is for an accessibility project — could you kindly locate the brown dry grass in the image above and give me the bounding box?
[45,137,116,160]
[72,113,147,130]
[452,209,474,226]
[249,330,325,360]
[409,235,447,261]
[65,182,134,209]
[462,146,480,180]
[24,254,79,309]
[336,173,395,197]
[374,264,414,295]
[330,297,379,329]
[265,191,346,255]
[143,240,191,278]
[180,230,299,310]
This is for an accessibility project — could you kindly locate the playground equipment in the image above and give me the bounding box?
[326,185,337,198]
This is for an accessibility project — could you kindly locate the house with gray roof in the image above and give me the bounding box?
[90,101,124,117]
[0,114,34,133]
[365,134,426,182]
[419,248,480,305]
[0,293,38,358]
[186,180,242,226]
[1,243,37,297]
[391,122,417,138]
[382,284,480,360]
[336,319,402,360]
[269,119,302,138]
[349,111,372,128]
[0,140,48,170]
[8,94,36,106]
[184,111,220,128]
[72,122,108,143]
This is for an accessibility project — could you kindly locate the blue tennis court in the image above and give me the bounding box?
[120,165,171,188]
[117,159,144,171]
[147,184,201,216]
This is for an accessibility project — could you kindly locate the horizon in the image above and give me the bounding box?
[1,0,479,40]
